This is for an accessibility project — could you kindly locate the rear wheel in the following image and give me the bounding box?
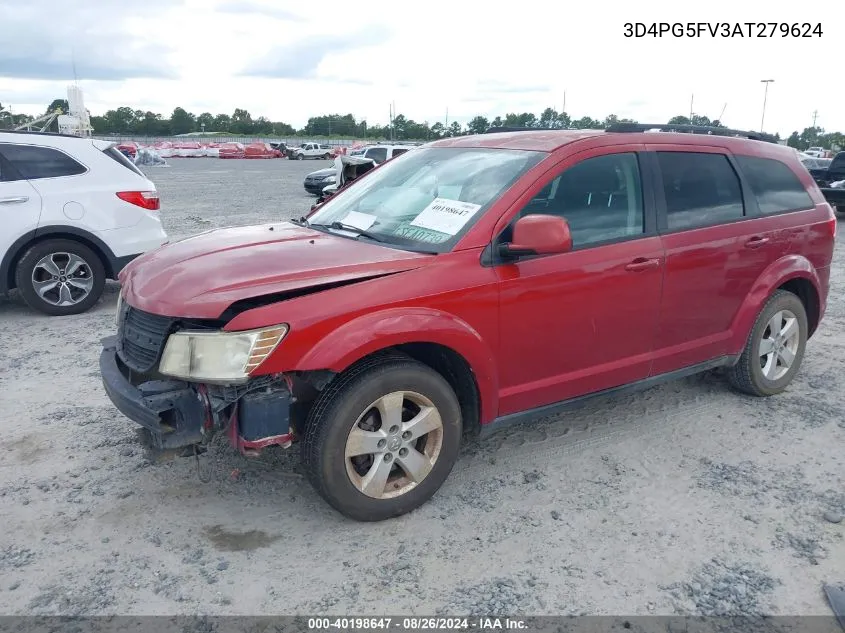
[726,290,807,396]
[14,239,106,316]
[301,355,462,521]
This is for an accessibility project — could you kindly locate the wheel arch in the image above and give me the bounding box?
[273,308,497,428]
[0,225,117,293]
[728,255,823,353]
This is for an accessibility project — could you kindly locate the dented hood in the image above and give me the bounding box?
[120,222,432,319]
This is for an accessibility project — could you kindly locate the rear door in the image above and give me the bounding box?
[0,146,44,271]
[646,146,789,374]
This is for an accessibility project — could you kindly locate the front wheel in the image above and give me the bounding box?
[14,239,106,316]
[301,355,462,521]
[726,290,808,396]
[323,153,332,160]
[296,153,304,160]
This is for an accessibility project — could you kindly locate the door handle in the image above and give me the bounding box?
[745,236,769,248]
[625,257,661,272]
[0,196,28,204]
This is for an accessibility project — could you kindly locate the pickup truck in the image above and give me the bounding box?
[290,142,334,160]
[801,151,845,213]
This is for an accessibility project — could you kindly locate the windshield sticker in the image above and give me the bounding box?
[410,198,482,236]
[341,211,377,231]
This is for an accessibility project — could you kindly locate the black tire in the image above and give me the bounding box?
[836,206,845,216]
[726,290,808,397]
[296,153,304,160]
[14,239,106,316]
[323,153,332,160]
[301,353,462,521]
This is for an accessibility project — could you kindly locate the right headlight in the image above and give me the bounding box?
[158,324,289,384]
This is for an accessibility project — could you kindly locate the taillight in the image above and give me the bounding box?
[117,191,160,210]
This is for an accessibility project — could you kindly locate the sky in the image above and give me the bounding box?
[0,0,841,137]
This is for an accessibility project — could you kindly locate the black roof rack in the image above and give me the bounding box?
[605,122,778,144]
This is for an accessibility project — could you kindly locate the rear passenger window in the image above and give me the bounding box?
[657,152,744,231]
[392,148,408,157]
[735,155,813,214]
[0,144,86,180]
[519,152,644,247]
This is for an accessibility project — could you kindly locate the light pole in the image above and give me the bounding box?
[760,79,774,132]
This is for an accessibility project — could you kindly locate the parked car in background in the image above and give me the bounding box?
[100,123,834,521]
[244,142,279,159]
[218,142,246,159]
[0,130,168,315]
[302,144,417,195]
[291,143,334,160]
[804,146,827,158]
[800,151,845,214]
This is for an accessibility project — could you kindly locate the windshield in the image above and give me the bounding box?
[306,147,544,252]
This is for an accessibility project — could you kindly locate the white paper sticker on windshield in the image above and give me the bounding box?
[341,211,377,231]
[409,198,482,235]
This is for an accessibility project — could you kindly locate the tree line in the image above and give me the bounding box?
[4,99,842,151]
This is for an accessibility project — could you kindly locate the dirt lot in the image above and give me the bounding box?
[0,158,843,617]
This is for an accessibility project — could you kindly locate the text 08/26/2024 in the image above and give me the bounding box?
[624,22,823,37]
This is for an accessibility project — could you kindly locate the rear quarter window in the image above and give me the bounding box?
[0,143,87,180]
[103,146,145,177]
[735,155,814,214]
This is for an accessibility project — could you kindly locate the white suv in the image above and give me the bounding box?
[0,131,168,316]
[291,143,334,160]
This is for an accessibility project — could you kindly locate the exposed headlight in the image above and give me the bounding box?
[323,175,336,183]
[158,325,289,384]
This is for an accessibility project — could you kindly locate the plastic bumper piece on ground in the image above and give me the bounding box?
[99,336,207,451]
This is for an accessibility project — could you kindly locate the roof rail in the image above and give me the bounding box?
[483,126,538,133]
[0,129,85,139]
[605,122,778,144]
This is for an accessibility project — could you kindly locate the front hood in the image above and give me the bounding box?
[120,222,432,319]
[306,168,335,178]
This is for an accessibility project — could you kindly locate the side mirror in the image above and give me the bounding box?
[499,214,572,259]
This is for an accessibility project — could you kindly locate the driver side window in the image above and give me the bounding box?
[517,153,645,248]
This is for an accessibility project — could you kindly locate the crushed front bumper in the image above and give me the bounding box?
[99,335,295,457]
[99,336,208,452]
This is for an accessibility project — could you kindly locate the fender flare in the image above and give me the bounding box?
[727,254,822,353]
[0,225,120,293]
[294,307,499,424]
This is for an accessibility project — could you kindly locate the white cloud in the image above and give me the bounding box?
[1,0,840,136]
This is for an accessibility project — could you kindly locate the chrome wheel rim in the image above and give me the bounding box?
[31,252,94,307]
[344,391,444,499]
[759,309,800,381]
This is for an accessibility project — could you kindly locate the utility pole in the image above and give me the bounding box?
[812,110,818,128]
[689,94,694,122]
[760,79,774,132]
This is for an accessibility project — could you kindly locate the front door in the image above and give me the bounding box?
[494,148,665,417]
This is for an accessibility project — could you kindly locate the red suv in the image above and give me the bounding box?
[100,124,836,521]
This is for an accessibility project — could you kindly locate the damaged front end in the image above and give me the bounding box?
[99,301,311,463]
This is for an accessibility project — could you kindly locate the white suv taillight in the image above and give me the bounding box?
[116,191,160,211]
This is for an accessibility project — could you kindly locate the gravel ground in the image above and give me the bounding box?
[0,158,843,617]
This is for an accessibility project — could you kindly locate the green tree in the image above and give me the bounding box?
[231,108,254,134]
[213,113,231,131]
[45,99,69,114]
[196,112,214,132]
[467,115,489,134]
[448,121,463,137]
[170,107,195,135]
